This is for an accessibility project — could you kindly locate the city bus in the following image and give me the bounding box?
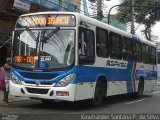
[9,12,157,106]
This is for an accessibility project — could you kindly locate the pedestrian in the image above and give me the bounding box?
[0,58,11,105]
[0,66,5,91]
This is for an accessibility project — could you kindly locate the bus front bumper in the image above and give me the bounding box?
[9,81,76,101]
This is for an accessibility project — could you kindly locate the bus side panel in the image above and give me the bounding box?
[75,61,134,100]
[74,62,157,100]
[136,63,157,92]
[75,66,96,101]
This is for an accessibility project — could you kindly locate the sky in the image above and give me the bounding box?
[87,0,160,42]
[153,22,160,38]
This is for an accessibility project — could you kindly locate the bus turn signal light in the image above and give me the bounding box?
[56,91,69,96]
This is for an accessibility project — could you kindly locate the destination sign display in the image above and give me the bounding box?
[15,56,51,63]
[15,56,36,63]
[16,14,76,28]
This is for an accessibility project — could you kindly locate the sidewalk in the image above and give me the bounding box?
[0,91,29,104]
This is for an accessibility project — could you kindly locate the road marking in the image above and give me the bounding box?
[152,91,160,94]
[126,99,145,105]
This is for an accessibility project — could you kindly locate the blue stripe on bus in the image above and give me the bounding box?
[127,61,134,93]
[12,63,157,94]
[75,62,157,93]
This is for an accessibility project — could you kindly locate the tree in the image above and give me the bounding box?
[117,0,160,41]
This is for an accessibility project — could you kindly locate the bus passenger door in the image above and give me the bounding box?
[78,27,95,64]
[76,26,96,100]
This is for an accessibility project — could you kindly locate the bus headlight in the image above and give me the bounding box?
[11,72,22,85]
[54,74,75,87]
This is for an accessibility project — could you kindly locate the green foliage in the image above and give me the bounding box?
[117,0,158,24]
[117,0,160,40]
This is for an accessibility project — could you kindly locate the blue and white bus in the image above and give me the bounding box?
[9,12,157,106]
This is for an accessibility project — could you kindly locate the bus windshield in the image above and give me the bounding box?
[13,29,75,70]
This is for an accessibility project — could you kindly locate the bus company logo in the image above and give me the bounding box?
[106,60,128,68]
[35,81,41,86]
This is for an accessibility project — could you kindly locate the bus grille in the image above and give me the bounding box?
[26,88,49,94]
[24,81,53,85]
[19,72,59,80]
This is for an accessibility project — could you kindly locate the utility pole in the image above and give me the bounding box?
[60,0,65,11]
[97,0,103,20]
[131,0,135,34]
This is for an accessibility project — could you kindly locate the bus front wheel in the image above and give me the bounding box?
[92,80,107,107]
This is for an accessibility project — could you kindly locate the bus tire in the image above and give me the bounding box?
[92,79,107,107]
[136,78,144,98]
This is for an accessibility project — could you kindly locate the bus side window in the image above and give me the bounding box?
[150,47,156,65]
[122,37,133,60]
[96,27,108,58]
[110,32,122,60]
[133,41,142,62]
[142,44,149,64]
[78,27,95,65]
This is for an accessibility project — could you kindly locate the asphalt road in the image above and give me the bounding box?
[1,85,160,120]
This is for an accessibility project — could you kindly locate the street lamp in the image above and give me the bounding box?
[107,4,123,24]
[107,3,135,34]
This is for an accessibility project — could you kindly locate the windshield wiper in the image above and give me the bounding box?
[41,27,60,50]
[21,16,38,41]
[25,26,38,41]
[24,26,40,53]
[41,27,60,43]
